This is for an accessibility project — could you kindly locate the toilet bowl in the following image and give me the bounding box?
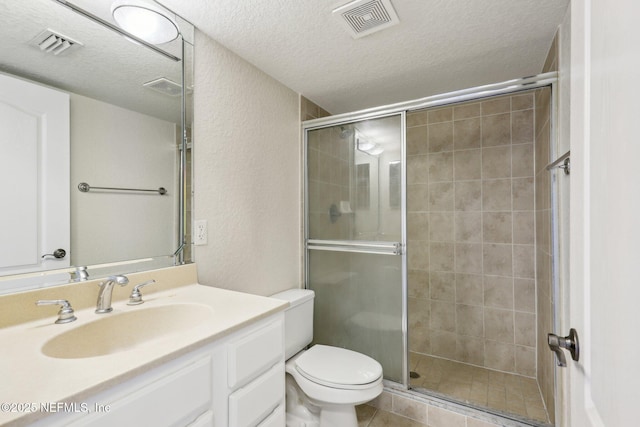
[271,289,383,427]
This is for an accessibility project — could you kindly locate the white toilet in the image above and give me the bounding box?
[271,289,383,427]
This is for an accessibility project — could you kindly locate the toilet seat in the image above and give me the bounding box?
[294,345,383,390]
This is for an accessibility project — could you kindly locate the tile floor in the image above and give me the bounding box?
[357,404,427,427]
[409,352,549,423]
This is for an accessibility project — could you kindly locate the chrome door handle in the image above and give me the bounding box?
[548,328,580,367]
[42,248,66,259]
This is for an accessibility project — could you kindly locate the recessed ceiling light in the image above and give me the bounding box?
[111,0,179,45]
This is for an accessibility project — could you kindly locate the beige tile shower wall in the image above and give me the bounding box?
[535,32,558,424]
[301,96,331,121]
[407,92,537,377]
[307,126,352,241]
[303,96,340,241]
[301,97,331,276]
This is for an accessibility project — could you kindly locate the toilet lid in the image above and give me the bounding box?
[295,345,382,388]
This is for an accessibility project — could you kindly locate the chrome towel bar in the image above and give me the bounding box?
[78,182,167,195]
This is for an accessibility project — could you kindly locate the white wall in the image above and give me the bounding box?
[193,31,301,296]
[70,94,177,266]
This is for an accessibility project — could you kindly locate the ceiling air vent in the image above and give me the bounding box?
[143,78,183,97]
[28,29,83,56]
[332,0,400,39]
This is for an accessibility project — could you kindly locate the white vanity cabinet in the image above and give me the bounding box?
[32,313,285,427]
[224,318,286,427]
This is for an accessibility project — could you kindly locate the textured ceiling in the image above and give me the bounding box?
[0,0,189,123]
[160,0,570,114]
[2,1,570,119]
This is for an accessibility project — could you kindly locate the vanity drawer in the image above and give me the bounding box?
[257,405,285,427]
[228,363,285,427]
[227,318,283,388]
[67,356,212,427]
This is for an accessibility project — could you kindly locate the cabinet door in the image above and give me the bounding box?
[256,405,285,427]
[186,411,213,427]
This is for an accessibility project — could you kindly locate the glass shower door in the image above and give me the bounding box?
[305,114,405,383]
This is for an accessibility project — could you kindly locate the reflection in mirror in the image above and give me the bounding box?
[0,0,194,294]
[306,115,401,243]
[352,117,402,241]
[356,164,371,210]
[355,131,379,235]
[389,162,401,209]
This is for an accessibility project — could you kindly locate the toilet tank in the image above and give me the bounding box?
[271,289,314,359]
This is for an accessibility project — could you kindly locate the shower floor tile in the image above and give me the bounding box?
[409,353,549,424]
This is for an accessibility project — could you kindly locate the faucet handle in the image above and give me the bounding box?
[128,280,156,305]
[36,299,77,324]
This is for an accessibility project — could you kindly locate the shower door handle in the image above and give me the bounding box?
[307,239,403,255]
[548,328,579,367]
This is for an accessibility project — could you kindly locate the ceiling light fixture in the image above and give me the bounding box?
[367,146,384,156]
[356,132,384,156]
[111,0,179,45]
[357,138,375,151]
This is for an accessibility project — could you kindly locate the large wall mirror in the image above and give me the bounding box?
[0,0,194,293]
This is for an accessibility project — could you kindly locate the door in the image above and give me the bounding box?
[0,73,70,278]
[568,1,640,426]
[305,114,406,383]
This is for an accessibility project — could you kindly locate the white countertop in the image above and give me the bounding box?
[0,281,288,426]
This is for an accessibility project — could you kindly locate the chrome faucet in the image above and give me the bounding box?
[72,266,89,282]
[96,275,129,313]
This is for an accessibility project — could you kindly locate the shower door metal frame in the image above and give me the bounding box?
[303,110,409,386]
[548,77,563,426]
[303,71,559,394]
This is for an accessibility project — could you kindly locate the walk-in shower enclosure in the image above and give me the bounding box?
[303,72,559,426]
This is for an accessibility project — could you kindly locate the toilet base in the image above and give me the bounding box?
[285,404,358,427]
[319,404,358,427]
[285,374,363,427]
[286,412,319,427]
[286,374,320,426]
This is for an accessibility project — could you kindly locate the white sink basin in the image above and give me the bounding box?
[42,304,214,359]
